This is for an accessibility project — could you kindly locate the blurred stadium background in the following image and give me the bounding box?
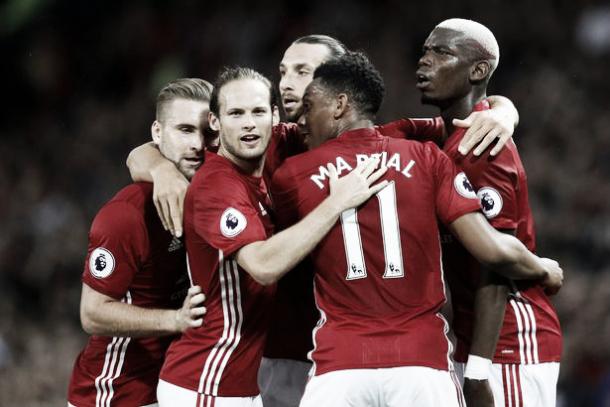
[1,0,609,405]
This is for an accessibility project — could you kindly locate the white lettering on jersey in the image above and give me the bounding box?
[310,154,417,189]
[335,156,353,174]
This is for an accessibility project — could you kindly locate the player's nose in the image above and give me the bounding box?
[279,74,294,92]
[418,53,431,68]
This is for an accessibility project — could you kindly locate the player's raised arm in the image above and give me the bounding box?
[80,284,206,337]
[236,159,387,286]
[454,95,519,156]
[448,212,563,290]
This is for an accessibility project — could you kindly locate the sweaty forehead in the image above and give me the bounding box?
[280,43,331,68]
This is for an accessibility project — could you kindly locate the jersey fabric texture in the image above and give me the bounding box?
[263,119,445,362]
[271,127,480,376]
[68,183,188,407]
[159,152,275,397]
[442,100,562,365]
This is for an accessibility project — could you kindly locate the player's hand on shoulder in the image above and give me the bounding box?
[327,157,388,212]
[151,161,189,238]
[175,285,206,332]
[539,257,563,295]
[455,109,515,157]
[463,378,495,407]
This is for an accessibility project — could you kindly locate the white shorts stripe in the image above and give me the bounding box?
[511,364,519,407]
[505,364,513,407]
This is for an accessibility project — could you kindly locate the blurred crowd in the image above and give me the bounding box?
[1,0,609,405]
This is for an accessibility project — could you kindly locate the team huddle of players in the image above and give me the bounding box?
[67,18,564,407]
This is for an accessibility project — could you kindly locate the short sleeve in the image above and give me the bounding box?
[82,202,148,299]
[433,149,482,225]
[459,150,520,230]
[192,174,268,257]
[378,117,445,142]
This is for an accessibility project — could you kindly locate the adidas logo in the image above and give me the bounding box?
[168,236,183,252]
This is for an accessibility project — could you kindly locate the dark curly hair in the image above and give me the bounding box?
[313,51,385,118]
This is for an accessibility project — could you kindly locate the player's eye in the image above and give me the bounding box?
[298,70,310,76]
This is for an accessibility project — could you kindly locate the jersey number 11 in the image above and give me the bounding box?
[340,181,404,281]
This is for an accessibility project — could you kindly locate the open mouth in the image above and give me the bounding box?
[183,156,203,166]
[240,134,261,146]
[282,95,300,110]
[415,72,431,89]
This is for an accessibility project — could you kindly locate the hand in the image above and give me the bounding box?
[539,257,563,295]
[328,158,388,212]
[174,286,206,332]
[455,109,515,157]
[151,161,189,237]
[463,378,495,407]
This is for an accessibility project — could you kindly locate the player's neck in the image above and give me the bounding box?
[441,90,487,134]
[218,148,265,177]
[336,118,374,137]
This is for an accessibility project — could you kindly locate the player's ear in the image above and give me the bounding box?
[334,93,349,119]
[470,60,491,82]
[272,105,280,125]
[151,120,162,145]
[209,111,220,132]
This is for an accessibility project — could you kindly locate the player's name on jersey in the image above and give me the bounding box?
[310,153,416,189]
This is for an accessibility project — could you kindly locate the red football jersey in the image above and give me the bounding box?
[68,183,189,407]
[263,118,446,362]
[271,127,481,376]
[160,152,275,397]
[442,100,562,364]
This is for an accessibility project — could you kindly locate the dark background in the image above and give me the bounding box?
[1,0,609,405]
